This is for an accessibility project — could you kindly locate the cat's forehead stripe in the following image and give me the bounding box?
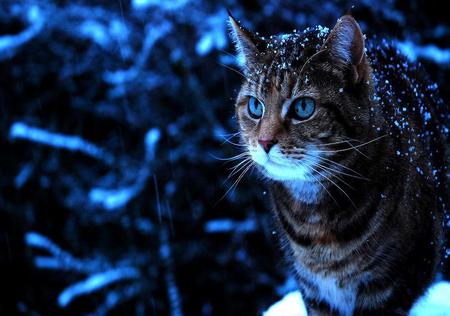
[247,27,332,99]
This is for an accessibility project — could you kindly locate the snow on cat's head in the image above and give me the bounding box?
[229,14,373,201]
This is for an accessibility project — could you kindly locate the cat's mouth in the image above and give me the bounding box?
[249,144,318,182]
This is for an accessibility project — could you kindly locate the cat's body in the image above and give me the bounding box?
[228,14,448,316]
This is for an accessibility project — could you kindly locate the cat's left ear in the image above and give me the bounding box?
[322,15,369,83]
[228,11,266,72]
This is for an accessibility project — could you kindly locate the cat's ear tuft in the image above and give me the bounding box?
[228,11,264,71]
[323,15,364,65]
[322,15,368,82]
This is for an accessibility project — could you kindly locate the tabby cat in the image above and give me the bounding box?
[228,12,448,316]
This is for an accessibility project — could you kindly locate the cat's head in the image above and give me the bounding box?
[229,14,374,197]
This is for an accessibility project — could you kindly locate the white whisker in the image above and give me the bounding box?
[217,161,254,205]
[228,158,253,179]
[290,159,338,206]
[308,135,387,155]
[221,138,247,147]
[306,163,356,207]
[300,156,355,190]
[314,139,360,147]
[210,151,249,162]
[288,152,365,179]
[310,155,366,178]
[300,155,370,181]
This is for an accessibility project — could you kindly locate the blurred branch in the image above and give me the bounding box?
[204,218,258,234]
[25,232,151,313]
[0,5,44,60]
[10,122,161,211]
[88,128,160,211]
[396,40,450,66]
[58,267,140,308]
[131,0,191,12]
[160,227,183,316]
[14,163,34,189]
[87,284,144,316]
[103,21,172,85]
[25,232,111,273]
[9,122,115,166]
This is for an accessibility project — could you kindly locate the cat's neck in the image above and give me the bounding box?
[282,180,322,204]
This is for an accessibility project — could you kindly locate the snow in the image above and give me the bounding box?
[145,127,161,161]
[80,20,110,48]
[58,267,140,307]
[25,231,143,312]
[410,282,450,315]
[25,232,61,254]
[14,163,33,189]
[3,1,449,315]
[196,11,227,56]
[396,40,450,65]
[88,127,159,210]
[160,229,183,316]
[263,291,307,316]
[264,282,450,316]
[204,218,257,233]
[88,284,142,316]
[89,186,142,211]
[0,5,44,60]
[103,21,172,84]
[132,0,189,11]
[9,122,114,165]
[25,231,107,273]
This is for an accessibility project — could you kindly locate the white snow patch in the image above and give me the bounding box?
[410,281,450,316]
[263,291,307,316]
[264,282,450,316]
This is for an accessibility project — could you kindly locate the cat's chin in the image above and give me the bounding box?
[256,160,322,203]
[258,160,315,182]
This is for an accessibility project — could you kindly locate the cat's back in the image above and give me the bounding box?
[367,38,449,274]
[367,38,448,144]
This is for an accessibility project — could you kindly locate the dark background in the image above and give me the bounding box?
[0,1,449,315]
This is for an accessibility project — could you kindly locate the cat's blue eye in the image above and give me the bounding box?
[291,97,316,121]
[247,97,264,119]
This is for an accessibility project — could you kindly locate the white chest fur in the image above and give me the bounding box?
[313,273,356,316]
[284,180,321,204]
[294,260,357,316]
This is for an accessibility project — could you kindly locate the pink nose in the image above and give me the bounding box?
[258,138,278,153]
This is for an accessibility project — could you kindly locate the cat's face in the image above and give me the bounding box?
[229,15,373,190]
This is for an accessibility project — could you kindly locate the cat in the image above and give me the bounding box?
[228,12,449,316]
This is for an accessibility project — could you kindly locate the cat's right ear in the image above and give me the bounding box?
[322,15,369,83]
[228,11,265,72]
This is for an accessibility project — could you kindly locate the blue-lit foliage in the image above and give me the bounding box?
[0,0,449,315]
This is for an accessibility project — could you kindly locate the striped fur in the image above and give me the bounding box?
[229,14,448,315]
